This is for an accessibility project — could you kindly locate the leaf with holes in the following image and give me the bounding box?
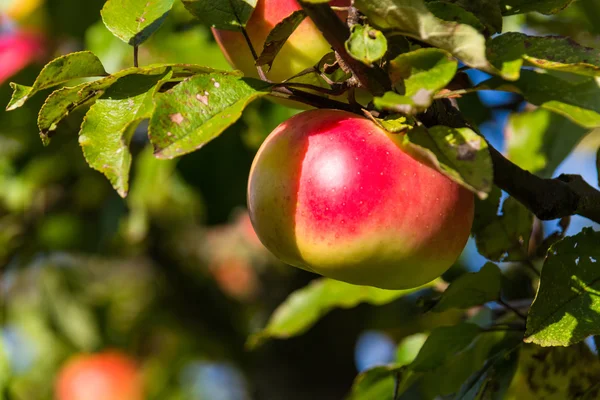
[403,125,493,198]
[182,0,257,30]
[525,228,600,346]
[432,263,502,312]
[256,10,306,70]
[345,24,388,65]
[79,71,171,197]
[101,0,174,46]
[247,277,434,349]
[505,108,589,178]
[149,73,270,159]
[37,64,220,145]
[488,33,600,81]
[7,51,107,111]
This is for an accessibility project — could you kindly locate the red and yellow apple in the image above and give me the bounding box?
[247,109,474,289]
[212,0,349,82]
[0,30,45,85]
[55,351,143,400]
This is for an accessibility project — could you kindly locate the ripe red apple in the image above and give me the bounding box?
[247,109,474,289]
[212,0,349,82]
[55,351,143,400]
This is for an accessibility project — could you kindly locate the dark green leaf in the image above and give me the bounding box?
[475,197,533,262]
[411,323,481,371]
[101,0,175,46]
[432,263,502,312]
[505,108,589,178]
[247,278,434,349]
[403,125,493,198]
[499,0,575,15]
[182,0,257,30]
[149,73,270,159]
[525,228,600,346]
[345,24,388,65]
[7,51,107,111]
[80,71,171,197]
[482,70,600,129]
[426,2,486,32]
[488,33,600,81]
[256,10,306,70]
[472,185,501,233]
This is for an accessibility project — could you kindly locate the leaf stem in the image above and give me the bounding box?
[133,45,139,68]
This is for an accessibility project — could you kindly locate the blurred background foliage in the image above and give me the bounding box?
[0,0,599,399]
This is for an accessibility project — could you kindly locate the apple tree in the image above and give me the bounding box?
[5,0,600,398]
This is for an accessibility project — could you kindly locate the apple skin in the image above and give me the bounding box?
[55,351,143,400]
[212,0,349,83]
[247,109,474,289]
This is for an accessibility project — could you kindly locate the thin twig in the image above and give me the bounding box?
[497,298,528,321]
[393,371,401,400]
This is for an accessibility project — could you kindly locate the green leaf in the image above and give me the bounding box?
[425,2,486,32]
[482,70,600,129]
[354,0,496,74]
[101,0,174,46]
[6,51,107,111]
[505,108,589,178]
[450,0,503,34]
[345,24,388,65]
[256,10,306,70]
[383,47,458,110]
[403,125,493,198]
[488,33,600,81]
[374,91,433,115]
[80,71,171,197]
[411,323,481,371]
[432,262,502,312]
[37,64,221,145]
[349,366,419,400]
[472,185,501,233]
[499,0,575,15]
[525,228,600,346]
[506,343,600,398]
[420,329,520,397]
[247,278,434,349]
[596,147,600,186]
[149,73,270,159]
[474,197,533,262]
[182,0,257,30]
[396,333,428,366]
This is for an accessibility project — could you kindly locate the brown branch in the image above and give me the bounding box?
[298,1,390,96]
[298,1,600,224]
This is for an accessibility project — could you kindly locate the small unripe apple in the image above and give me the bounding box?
[212,0,349,82]
[248,109,474,289]
[55,351,143,400]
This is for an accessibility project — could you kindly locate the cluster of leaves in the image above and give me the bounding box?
[5,0,600,398]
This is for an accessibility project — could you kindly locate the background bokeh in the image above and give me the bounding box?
[1,1,599,399]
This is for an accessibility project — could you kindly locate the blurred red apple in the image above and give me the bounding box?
[0,29,45,84]
[55,351,143,400]
[248,109,474,289]
[212,0,349,82]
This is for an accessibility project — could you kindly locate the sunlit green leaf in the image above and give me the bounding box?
[525,228,600,346]
[7,51,107,111]
[345,24,388,65]
[149,73,270,159]
[101,0,175,45]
